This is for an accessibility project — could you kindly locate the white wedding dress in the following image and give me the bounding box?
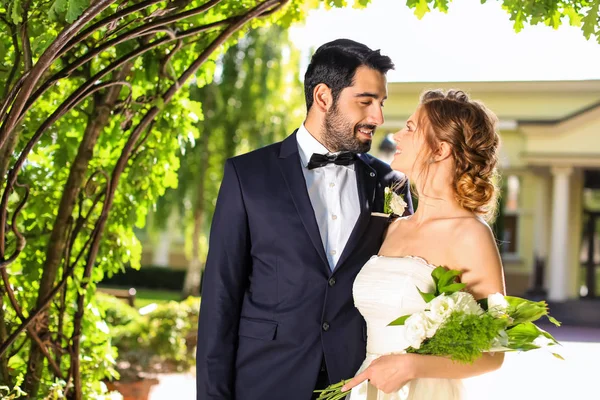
[348,255,464,400]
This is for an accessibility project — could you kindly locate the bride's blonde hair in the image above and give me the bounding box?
[416,90,501,222]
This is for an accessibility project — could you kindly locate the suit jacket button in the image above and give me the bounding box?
[370,172,375,177]
[328,277,336,287]
[322,322,330,331]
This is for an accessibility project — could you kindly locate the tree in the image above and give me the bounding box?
[0,0,598,398]
[412,0,600,43]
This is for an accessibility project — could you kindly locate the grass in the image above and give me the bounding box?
[98,285,181,309]
[135,288,182,309]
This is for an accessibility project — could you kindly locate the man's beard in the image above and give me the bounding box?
[322,105,375,153]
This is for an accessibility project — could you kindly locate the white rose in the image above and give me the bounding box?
[428,293,456,326]
[390,193,408,216]
[487,292,509,317]
[451,292,484,316]
[404,312,433,349]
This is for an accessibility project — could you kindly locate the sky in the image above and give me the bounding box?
[288,0,600,82]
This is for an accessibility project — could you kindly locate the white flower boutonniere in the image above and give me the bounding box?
[384,186,407,216]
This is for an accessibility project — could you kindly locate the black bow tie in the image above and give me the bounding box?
[307,152,357,170]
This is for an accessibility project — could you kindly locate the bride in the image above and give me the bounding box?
[343,89,506,399]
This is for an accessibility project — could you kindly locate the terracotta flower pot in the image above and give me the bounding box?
[105,377,159,400]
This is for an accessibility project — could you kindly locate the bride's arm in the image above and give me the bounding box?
[342,351,504,394]
[455,217,506,301]
[343,218,507,394]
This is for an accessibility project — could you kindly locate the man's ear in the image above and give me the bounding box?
[313,83,333,112]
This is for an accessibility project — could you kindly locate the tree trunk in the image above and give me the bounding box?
[0,286,10,385]
[0,130,20,190]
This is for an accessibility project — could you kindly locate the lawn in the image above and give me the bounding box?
[98,285,181,309]
[135,288,182,309]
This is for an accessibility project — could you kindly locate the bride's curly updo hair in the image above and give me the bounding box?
[418,90,500,222]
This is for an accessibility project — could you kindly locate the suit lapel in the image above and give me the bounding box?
[334,154,377,271]
[278,132,329,269]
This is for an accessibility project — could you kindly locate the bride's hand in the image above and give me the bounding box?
[341,354,415,394]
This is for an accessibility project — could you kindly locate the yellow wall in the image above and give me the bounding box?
[383,80,600,125]
[525,111,600,155]
[498,130,527,169]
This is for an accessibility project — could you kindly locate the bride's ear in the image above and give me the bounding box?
[432,142,452,163]
[313,84,333,112]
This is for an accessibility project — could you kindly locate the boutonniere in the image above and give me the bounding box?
[384,186,407,216]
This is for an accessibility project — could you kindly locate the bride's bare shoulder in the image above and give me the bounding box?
[451,217,505,295]
[385,215,411,236]
[455,216,494,240]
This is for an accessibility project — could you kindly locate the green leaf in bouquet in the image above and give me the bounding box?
[505,296,551,325]
[477,298,489,311]
[439,282,466,294]
[437,269,462,291]
[407,311,500,363]
[388,314,410,326]
[417,286,436,303]
[431,266,447,287]
[552,352,565,360]
[548,315,561,327]
[510,343,542,351]
[506,321,560,351]
[314,379,349,400]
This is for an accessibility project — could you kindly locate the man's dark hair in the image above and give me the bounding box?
[304,39,395,112]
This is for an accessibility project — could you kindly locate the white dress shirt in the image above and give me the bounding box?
[296,124,360,271]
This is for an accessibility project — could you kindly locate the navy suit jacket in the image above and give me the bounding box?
[196,132,413,400]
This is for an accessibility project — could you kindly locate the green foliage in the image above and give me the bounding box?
[407,0,600,43]
[146,297,200,369]
[48,0,89,23]
[0,377,27,399]
[505,296,561,326]
[406,311,505,363]
[95,294,200,381]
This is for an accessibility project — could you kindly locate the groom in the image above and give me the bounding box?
[196,39,413,400]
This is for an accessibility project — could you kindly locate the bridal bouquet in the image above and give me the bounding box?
[315,267,562,400]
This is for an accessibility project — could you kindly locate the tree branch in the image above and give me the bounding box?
[25,14,234,116]
[0,184,65,379]
[0,74,29,128]
[259,0,287,17]
[3,20,21,100]
[0,182,28,269]
[65,0,173,51]
[160,39,183,83]
[0,0,118,150]
[0,221,98,358]
[70,173,111,400]
[20,0,33,72]
[0,81,131,271]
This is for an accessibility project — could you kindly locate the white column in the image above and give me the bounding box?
[152,211,178,267]
[548,166,573,301]
[534,173,550,260]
